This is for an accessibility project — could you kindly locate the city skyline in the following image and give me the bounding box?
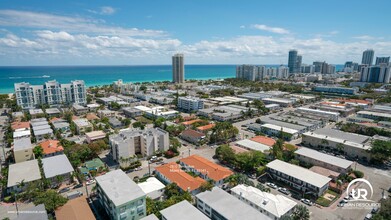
[0,0,391,65]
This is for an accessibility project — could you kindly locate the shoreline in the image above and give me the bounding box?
[0,76,232,95]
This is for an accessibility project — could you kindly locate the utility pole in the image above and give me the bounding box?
[148,161,151,176]
[14,192,19,216]
[188,148,191,157]
[85,183,89,198]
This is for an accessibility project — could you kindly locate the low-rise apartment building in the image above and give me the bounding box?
[266,159,331,197]
[110,128,169,161]
[73,118,93,135]
[196,187,272,220]
[295,147,353,174]
[231,184,297,220]
[155,162,206,195]
[13,137,34,163]
[301,128,372,160]
[160,200,209,220]
[179,155,233,186]
[96,170,146,220]
[177,96,204,112]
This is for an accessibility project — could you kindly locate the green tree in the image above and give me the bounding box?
[200,180,214,192]
[33,190,68,213]
[373,197,391,220]
[271,139,284,160]
[215,144,236,164]
[210,122,238,144]
[132,121,145,130]
[370,140,391,164]
[292,205,310,220]
[33,146,44,158]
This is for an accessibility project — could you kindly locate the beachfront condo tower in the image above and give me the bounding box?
[172,53,185,83]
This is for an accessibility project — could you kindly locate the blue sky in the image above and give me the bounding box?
[0,0,390,65]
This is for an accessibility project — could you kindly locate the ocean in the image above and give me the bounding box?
[0,64,344,94]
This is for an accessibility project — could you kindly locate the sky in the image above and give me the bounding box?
[0,0,390,66]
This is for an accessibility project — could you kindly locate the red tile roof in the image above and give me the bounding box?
[196,124,215,131]
[180,155,233,182]
[250,136,276,147]
[11,121,30,131]
[55,196,95,220]
[181,129,205,138]
[181,119,202,125]
[155,162,205,191]
[40,140,64,155]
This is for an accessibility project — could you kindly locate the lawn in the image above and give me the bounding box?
[316,190,340,207]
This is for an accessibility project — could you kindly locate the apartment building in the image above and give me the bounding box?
[155,162,205,195]
[295,147,353,174]
[301,128,372,160]
[14,80,86,109]
[110,128,169,161]
[96,170,146,220]
[266,160,331,197]
[179,155,233,186]
[231,184,297,220]
[13,137,34,163]
[72,118,93,135]
[196,187,271,220]
[177,96,204,112]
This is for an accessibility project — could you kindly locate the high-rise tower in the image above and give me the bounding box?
[172,53,184,83]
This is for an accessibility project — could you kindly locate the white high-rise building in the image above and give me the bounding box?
[172,53,185,83]
[14,80,86,109]
[236,65,263,81]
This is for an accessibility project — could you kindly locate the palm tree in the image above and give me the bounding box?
[292,205,310,220]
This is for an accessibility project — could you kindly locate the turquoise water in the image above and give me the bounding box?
[0,64,344,94]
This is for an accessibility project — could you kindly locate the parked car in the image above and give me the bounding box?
[58,187,70,193]
[365,213,373,220]
[66,191,83,200]
[337,201,345,207]
[72,183,83,189]
[371,207,379,214]
[86,179,96,185]
[266,182,277,189]
[278,187,289,195]
[301,199,312,206]
[388,187,391,193]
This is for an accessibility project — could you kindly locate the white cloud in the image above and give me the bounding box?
[239,25,245,29]
[0,10,164,37]
[36,30,75,41]
[353,35,384,40]
[251,24,290,34]
[100,6,116,15]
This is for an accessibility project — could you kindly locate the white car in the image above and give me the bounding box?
[86,179,96,185]
[266,182,277,189]
[301,199,312,206]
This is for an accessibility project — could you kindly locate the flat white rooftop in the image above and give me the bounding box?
[236,139,270,153]
[137,177,165,195]
[8,159,41,188]
[231,184,297,218]
[267,160,331,188]
[297,107,340,116]
[196,187,271,220]
[95,170,145,206]
[295,147,353,169]
[261,123,299,134]
[160,200,209,220]
[42,154,74,178]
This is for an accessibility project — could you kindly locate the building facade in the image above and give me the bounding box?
[375,57,390,65]
[15,80,86,109]
[360,64,391,83]
[96,170,146,220]
[288,50,298,74]
[172,53,184,83]
[177,97,204,112]
[362,49,375,65]
[110,128,169,161]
